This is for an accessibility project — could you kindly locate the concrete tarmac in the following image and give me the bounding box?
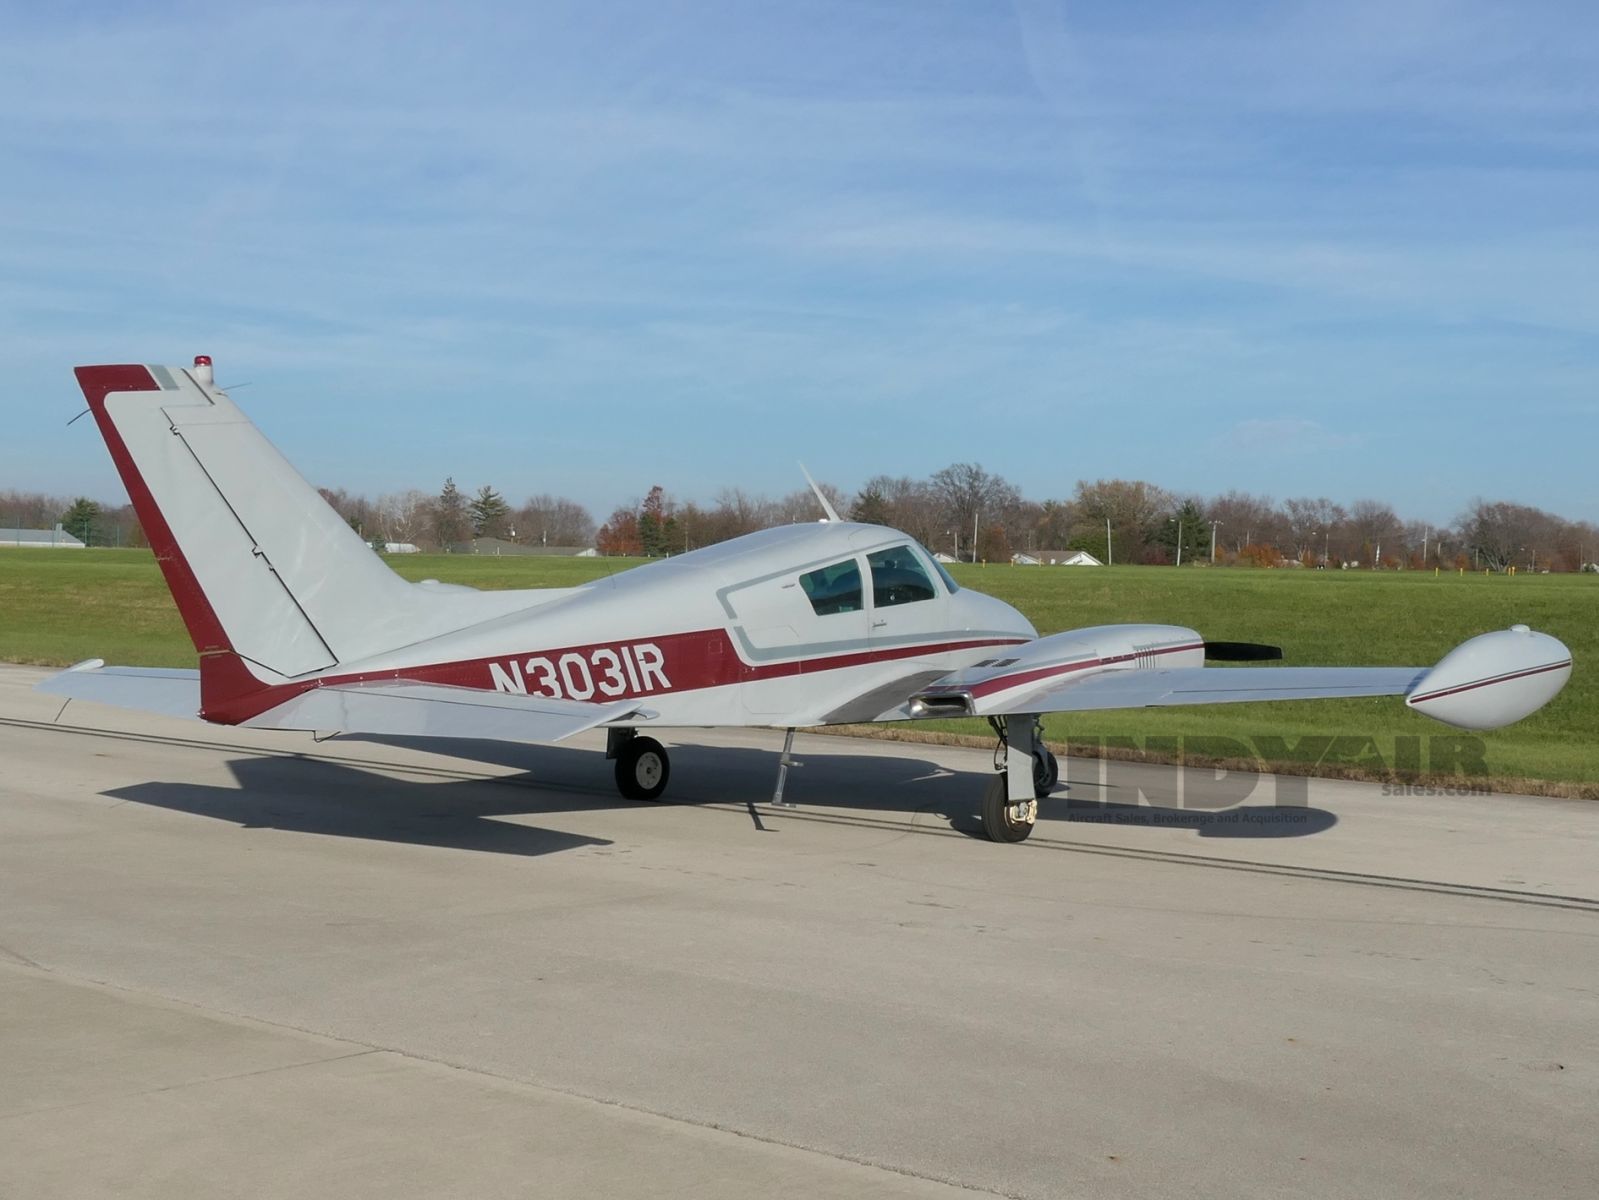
[1,664,1595,1198]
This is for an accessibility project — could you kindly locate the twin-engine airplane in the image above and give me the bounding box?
[39,359,1574,842]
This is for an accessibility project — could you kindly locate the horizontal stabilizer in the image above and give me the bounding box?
[243,681,656,744]
[35,661,201,719]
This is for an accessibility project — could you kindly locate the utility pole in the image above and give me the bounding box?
[971,509,979,564]
[1105,517,1112,566]
[1210,520,1222,562]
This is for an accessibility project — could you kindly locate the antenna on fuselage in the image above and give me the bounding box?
[798,463,841,523]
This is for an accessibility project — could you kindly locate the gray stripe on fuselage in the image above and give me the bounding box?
[729,625,1027,663]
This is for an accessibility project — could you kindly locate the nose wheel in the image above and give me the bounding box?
[979,716,1058,842]
[981,776,1037,842]
[614,734,670,801]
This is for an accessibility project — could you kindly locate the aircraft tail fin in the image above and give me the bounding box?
[75,360,529,718]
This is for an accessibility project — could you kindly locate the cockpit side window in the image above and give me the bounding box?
[868,546,937,608]
[799,558,864,616]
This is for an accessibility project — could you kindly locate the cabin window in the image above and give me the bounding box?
[868,546,937,607]
[799,558,864,616]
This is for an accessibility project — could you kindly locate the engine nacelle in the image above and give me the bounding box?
[910,623,1204,716]
[1406,626,1572,730]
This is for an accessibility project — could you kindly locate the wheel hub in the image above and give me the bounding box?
[637,754,663,786]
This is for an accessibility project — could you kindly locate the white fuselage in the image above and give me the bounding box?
[319,523,1038,728]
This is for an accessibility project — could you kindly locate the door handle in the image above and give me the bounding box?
[871,619,888,628]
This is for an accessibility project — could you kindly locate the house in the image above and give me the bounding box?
[0,525,85,549]
[1055,550,1102,566]
[1016,548,1102,566]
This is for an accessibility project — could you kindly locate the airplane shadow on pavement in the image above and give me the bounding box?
[101,734,1335,857]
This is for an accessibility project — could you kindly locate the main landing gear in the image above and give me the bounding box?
[980,716,1059,843]
[604,721,1059,845]
[609,728,670,801]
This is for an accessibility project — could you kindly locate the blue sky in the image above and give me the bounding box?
[2,1,1595,525]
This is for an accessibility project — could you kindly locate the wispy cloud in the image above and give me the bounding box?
[1,1,1595,524]
[1221,418,1366,455]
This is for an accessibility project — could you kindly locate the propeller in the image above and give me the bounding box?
[1204,641,1284,662]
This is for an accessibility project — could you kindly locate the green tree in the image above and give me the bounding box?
[1154,499,1207,565]
[61,497,99,545]
[850,484,890,526]
[469,485,511,537]
[433,477,470,549]
[637,485,678,557]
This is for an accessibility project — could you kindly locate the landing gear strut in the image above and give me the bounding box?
[980,715,1057,843]
[609,728,670,801]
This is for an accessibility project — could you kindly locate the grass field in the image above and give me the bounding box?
[2,548,1592,794]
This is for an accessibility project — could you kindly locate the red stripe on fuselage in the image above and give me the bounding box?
[201,630,1030,725]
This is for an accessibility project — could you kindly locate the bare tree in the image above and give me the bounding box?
[854,475,943,550]
[375,490,434,548]
[1461,499,1561,571]
[1283,497,1347,563]
[930,463,1021,562]
[1347,499,1402,567]
[1070,479,1174,564]
[514,493,595,547]
[1031,499,1075,550]
[1205,491,1282,554]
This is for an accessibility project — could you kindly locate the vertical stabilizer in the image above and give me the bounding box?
[75,360,536,705]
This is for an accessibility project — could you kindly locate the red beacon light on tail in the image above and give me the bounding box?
[193,355,214,386]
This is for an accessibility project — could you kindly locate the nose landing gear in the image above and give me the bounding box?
[980,715,1058,842]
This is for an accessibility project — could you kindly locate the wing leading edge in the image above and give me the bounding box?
[969,664,1427,716]
[907,623,1570,732]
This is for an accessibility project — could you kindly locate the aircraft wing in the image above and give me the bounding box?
[905,622,1570,731]
[37,662,653,744]
[955,664,1428,717]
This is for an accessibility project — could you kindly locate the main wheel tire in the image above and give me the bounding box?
[980,775,1036,843]
[615,736,670,801]
[1032,747,1059,798]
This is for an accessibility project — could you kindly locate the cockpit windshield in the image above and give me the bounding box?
[918,543,960,593]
